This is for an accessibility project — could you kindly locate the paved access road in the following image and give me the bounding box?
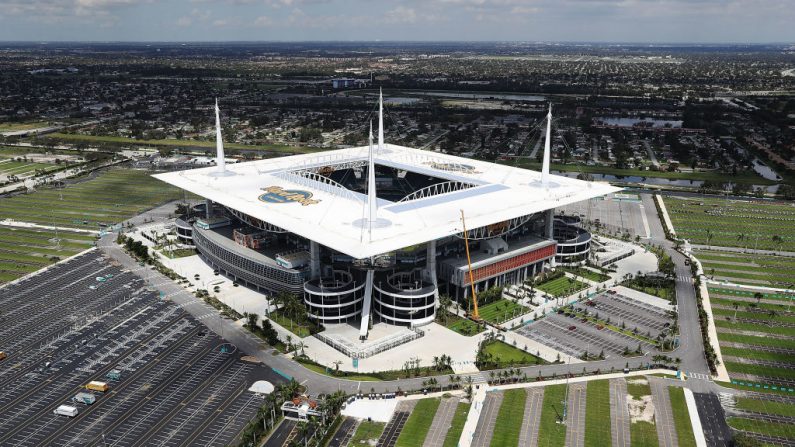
[693,392,733,447]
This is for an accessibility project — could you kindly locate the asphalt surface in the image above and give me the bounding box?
[326,417,358,447]
[693,392,733,447]
[376,400,415,447]
[471,392,502,447]
[650,377,678,447]
[263,419,297,447]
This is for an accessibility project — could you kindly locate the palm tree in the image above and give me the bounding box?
[333,360,342,374]
[706,229,714,249]
[772,235,783,254]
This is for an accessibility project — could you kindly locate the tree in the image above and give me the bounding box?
[246,312,259,331]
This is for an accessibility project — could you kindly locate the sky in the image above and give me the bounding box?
[0,0,793,43]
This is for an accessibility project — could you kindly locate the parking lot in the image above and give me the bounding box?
[515,312,656,360]
[574,291,673,339]
[0,249,276,446]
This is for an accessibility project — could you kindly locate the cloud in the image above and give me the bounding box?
[384,6,418,24]
[253,15,273,27]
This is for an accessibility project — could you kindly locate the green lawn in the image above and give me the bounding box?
[716,332,795,350]
[45,132,320,154]
[491,389,526,447]
[735,397,795,417]
[721,347,795,365]
[668,387,697,447]
[481,340,547,369]
[714,320,793,336]
[0,168,184,230]
[631,421,659,447]
[536,276,589,298]
[349,421,385,446]
[665,197,795,252]
[268,309,320,338]
[563,267,611,283]
[723,362,795,381]
[442,402,470,447]
[504,160,774,185]
[727,417,795,440]
[476,299,529,324]
[0,225,95,284]
[395,398,441,447]
[0,121,49,132]
[709,287,795,302]
[537,384,567,447]
[585,380,612,447]
[626,379,659,447]
[438,311,485,336]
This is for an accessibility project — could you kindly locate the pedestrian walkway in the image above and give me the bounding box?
[471,392,502,447]
[610,378,631,447]
[423,397,460,447]
[565,383,586,447]
[651,377,679,447]
[518,388,544,447]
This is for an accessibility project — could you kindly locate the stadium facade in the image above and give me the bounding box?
[156,95,619,339]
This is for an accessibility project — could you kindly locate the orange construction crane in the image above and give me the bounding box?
[460,209,480,321]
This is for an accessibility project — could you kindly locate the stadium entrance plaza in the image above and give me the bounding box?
[135,219,660,375]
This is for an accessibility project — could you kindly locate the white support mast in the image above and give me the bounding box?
[542,103,552,187]
[215,98,226,174]
[367,121,377,240]
[377,88,384,154]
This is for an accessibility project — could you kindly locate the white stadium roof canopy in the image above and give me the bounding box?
[153,144,620,259]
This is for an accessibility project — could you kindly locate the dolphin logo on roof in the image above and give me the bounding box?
[259,186,320,206]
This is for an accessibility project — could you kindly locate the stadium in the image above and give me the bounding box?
[156,96,619,342]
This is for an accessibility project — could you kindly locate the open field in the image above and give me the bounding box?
[0,225,95,283]
[696,249,795,287]
[507,160,775,185]
[442,402,470,447]
[727,417,795,441]
[626,378,659,447]
[349,421,385,446]
[735,397,795,417]
[45,132,320,154]
[476,298,529,325]
[584,380,611,447]
[395,398,440,447]
[0,121,49,132]
[664,196,795,252]
[490,389,526,447]
[0,168,183,229]
[713,289,795,385]
[536,275,589,298]
[537,384,567,446]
